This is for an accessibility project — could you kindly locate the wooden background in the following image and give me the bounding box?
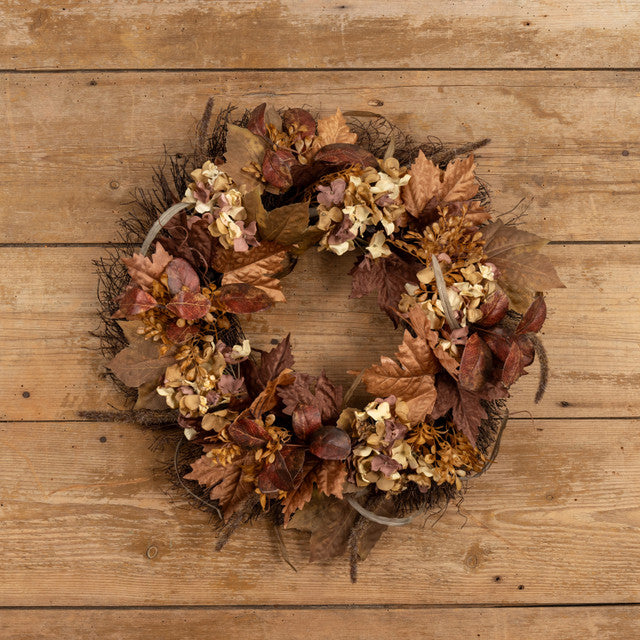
[1,1,639,638]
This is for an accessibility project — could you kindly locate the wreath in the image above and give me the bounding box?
[93,101,564,580]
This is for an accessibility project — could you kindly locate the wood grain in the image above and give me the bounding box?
[1,71,639,243]
[1,418,639,606]
[1,244,638,421]
[2,1,639,70]
[3,606,639,639]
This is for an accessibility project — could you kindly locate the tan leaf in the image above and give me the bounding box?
[483,220,565,313]
[440,154,479,202]
[401,150,442,216]
[282,459,347,524]
[314,108,358,148]
[222,124,268,193]
[218,242,288,303]
[257,201,310,246]
[184,454,254,522]
[121,244,173,291]
[134,380,168,410]
[362,330,439,424]
[249,369,295,416]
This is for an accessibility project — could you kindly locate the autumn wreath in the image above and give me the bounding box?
[94,101,563,580]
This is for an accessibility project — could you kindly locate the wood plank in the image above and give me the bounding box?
[1,71,639,243]
[1,418,639,605]
[2,1,640,70]
[2,605,639,639]
[1,244,637,421]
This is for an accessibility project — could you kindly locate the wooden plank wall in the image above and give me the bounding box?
[1,1,639,637]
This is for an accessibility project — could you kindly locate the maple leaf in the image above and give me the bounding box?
[482,220,565,313]
[401,150,442,217]
[278,371,343,423]
[217,242,288,304]
[362,331,439,425]
[121,244,173,291]
[440,154,479,202]
[222,124,268,193]
[282,459,347,524]
[314,108,358,149]
[108,322,174,388]
[349,254,420,323]
[184,454,254,521]
[257,201,310,246]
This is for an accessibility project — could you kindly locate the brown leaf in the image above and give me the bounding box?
[165,321,200,345]
[314,108,358,147]
[516,295,547,334]
[477,287,510,327]
[349,254,420,324]
[165,258,200,294]
[159,214,218,274]
[247,334,295,394]
[401,150,442,217]
[362,331,439,425]
[502,335,536,386]
[108,341,174,388]
[257,446,306,493]
[257,201,310,246]
[292,404,323,440]
[185,454,254,521]
[459,334,493,392]
[249,369,295,417]
[314,143,377,169]
[483,220,565,313]
[282,459,347,524]
[262,148,295,190]
[223,123,268,192]
[121,244,173,291]
[217,283,273,314]
[246,103,283,137]
[408,306,460,378]
[218,242,288,303]
[282,108,316,139]
[166,290,210,320]
[227,414,270,448]
[134,379,168,410]
[278,372,343,423]
[112,286,157,318]
[309,426,351,460]
[440,154,479,202]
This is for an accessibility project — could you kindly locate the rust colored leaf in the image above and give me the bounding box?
[282,459,347,524]
[314,108,358,147]
[516,295,547,335]
[247,103,281,137]
[459,334,493,392]
[278,371,343,423]
[217,283,273,314]
[112,286,157,318]
[314,143,377,169]
[477,287,510,327]
[166,290,210,320]
[121,244,173,291]
[249,369,295,417]
[502,335,536,387]
[401,150,442,217]
[257,446,306,493]
[282,108,316,139]
[309,426,351,461]
[165,321,200,345]
[227,414,269,448]
[165,257,200,294]
[292,404,323,440]
[362,330,439,425]
[262,147,295,190]
[440,154,479,202]
[483,327,512,362]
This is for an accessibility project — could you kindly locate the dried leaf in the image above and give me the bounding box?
[362,331,439,424]
[483,220,565,313]
[309,426,351,460]
[250,334,295,393]
[477,287,510,327]
[246,103,283,137]
[108,337,174,388]
[282,459,347,524]
[401,151,442,217]
[292,404,323,440]
[502,336,535,386]
[278,372,343,423]
[217,283,273,314]
[262,148,295,190]
[134,379,167,410]
[223,123,268,192]
[349,254,420,323]
[314,143,377,169]
[159,215,218,274]
[282,108,316,139]
[227,414,270,448]
[440,154,479,202]
[218,242,288,304]
[112,286,157,318]
[165,321,200,345]
[249,369,295,416]
[257,446,306,493]
[315,108,358,147]
[408,306,460,378]
[516,295,547,335]
[165,257,200,294]
[257,201,310,246]
[458,334,493,392]
[166,290,210,320]
[121,244,173,291]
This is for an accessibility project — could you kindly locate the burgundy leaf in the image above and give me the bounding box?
[482,327,513,362]
[309,426,351,460]
[262,148,295,190]
[282,108,316,139]
[165,321,200,345]
[217,283,273,314]
[227,415,269,448]
[112,286,157,318]
[477,287,510,327]
[166,290,210,320]
[516,295,547,335]
[459,334,493,392]
[165,257,200,294]
[257,446,306,493]
[292,404,323,441]
[314,143,377,169]
[247,103,268,136]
